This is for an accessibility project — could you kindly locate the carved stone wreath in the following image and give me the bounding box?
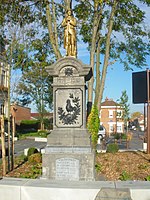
[65,68,73,76]
[58,93,80,125]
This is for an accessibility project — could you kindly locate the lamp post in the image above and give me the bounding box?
[147,69,150,154]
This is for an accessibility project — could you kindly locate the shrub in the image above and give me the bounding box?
[28,153,42,164]
[87,104,100,148]
[106,143,119,153]
[27,147,39,157]
[18,120,40,133]
[121,133,127,140]
[95,164,102,172]
[38,130,50,137]
[145,175,150,181]
[114,133,120,140]
[119,170,131,181]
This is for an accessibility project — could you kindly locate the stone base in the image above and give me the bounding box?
[42,148,95,181]
[47,129,91,146]
[42,129,95,181]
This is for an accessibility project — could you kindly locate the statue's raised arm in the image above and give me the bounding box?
[62,10,77,57]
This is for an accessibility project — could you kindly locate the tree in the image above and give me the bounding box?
[131,111,143,120]
[74,0,150,113]
[1,0,150,116]
[119,90,130,129]
[16,62,53,130]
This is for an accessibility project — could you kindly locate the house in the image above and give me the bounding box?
[100,98,124,136]
[0,40,9,117]
[31,112,53,120]
[10,103,31,124]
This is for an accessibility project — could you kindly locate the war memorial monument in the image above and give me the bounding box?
[0,5,145,200]
[42,8,95,181]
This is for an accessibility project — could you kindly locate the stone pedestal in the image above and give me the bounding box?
[42,57,95,181]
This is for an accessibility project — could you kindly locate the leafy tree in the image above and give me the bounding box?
[119,90,130,129]
[16,61,53,130]
[74,0,150,113]
[0,1,53,130]
[1,0,150,117]
[131,111,143,120]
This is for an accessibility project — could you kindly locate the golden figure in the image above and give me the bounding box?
[62,10,77,57]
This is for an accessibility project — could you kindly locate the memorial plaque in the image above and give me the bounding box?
[56,158,79,181]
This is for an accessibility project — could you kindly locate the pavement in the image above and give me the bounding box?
[14,138,47,156]
[1,130,143,157]
[97,130,144,152]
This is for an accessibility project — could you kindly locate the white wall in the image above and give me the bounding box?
[0,178,150,200]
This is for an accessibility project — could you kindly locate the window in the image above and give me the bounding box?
[99,110,102,118]
[117,110,122,118]
[0,104,4,115]
[0,70,5,86]
[117,125,122,132]
[109,125,114,132]
[109,110,113,118]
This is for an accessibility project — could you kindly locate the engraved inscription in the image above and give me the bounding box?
[56,158,79,181]
[53,77,84,86]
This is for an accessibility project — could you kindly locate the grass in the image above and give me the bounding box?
[18,131,50,140]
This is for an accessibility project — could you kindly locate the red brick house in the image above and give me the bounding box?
[100,98,124,136]
[11,103,31,124]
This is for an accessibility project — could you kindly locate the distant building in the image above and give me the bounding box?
[100,98,124,136]
[31,112,53,120]
[11,103,31,124]
[0,36,9,117]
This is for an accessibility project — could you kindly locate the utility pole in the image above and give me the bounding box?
[147,69,150,154]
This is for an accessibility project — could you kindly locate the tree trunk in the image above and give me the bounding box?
[64,0,72,10]
[45,0,62,60]
[7,59,11,172]
[87,3,103,115]
[11,116,15,170]
[98,1,118,111]
[94,37,101,107]
[1,115,6,176]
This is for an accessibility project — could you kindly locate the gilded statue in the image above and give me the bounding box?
[62,9,77,57]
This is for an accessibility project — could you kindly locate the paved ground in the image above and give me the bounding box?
[97,130,144,152]
[14,139,47,156]
[8,130,144,156]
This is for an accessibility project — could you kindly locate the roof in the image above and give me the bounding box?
[31,112,53,119]
[101,98,119,107]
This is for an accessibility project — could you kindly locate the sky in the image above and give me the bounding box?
[11,1,150,115]
[77,47,149,115]
[75,1,150,115]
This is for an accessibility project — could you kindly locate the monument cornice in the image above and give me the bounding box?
[46,57,91,78]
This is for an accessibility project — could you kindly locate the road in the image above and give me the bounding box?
[117,130,144,150]
[14,139,47,156]
[10,131,145,156]
[97,130,144,151]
